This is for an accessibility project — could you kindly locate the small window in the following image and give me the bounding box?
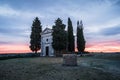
[46,39,48,42]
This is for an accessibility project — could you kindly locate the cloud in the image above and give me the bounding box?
[0,5,18,17]
[0,43,30,53]
[0,5,34,45]
[101,25,120,36]
[86,39,120,52]
[0,5,44,19]
[0,41,11,45]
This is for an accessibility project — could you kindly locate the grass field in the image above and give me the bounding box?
[0,54,120,80]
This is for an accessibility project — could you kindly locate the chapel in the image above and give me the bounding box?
[41,28,54,56]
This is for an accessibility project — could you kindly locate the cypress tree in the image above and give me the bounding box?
[52,18,67,53]
[77,20,85,53]
[29,17,42,53]
[67,17,74,52]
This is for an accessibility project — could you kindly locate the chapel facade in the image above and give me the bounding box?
[41,28,54,56]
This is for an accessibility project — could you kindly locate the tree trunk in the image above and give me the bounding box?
[35,50,37,54]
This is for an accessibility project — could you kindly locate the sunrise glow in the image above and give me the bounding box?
[85,40,120,52]
[0,44,31,54]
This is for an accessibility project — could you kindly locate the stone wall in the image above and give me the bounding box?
[63,54,77,66]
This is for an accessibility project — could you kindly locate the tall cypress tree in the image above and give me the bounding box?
[77,20,85,53]
[30,17,42,53]
[52,18,67,53]
[67,17,74,52]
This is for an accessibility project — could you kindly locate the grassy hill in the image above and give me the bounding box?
[0,54,120,80]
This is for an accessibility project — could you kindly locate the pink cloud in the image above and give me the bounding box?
[85,40,120,52]
[0,43,31,54]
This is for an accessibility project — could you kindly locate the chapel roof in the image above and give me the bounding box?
[41,27,52,35]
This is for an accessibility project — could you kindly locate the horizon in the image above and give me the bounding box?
[0,0,120,53]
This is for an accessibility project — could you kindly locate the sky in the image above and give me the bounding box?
[0,0,120,53]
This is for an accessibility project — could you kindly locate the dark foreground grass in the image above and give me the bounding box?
[0,57,120,80]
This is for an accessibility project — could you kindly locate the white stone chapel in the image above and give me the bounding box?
[41,28,54,56]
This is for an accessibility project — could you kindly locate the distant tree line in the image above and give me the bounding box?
[29,17,85,54]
